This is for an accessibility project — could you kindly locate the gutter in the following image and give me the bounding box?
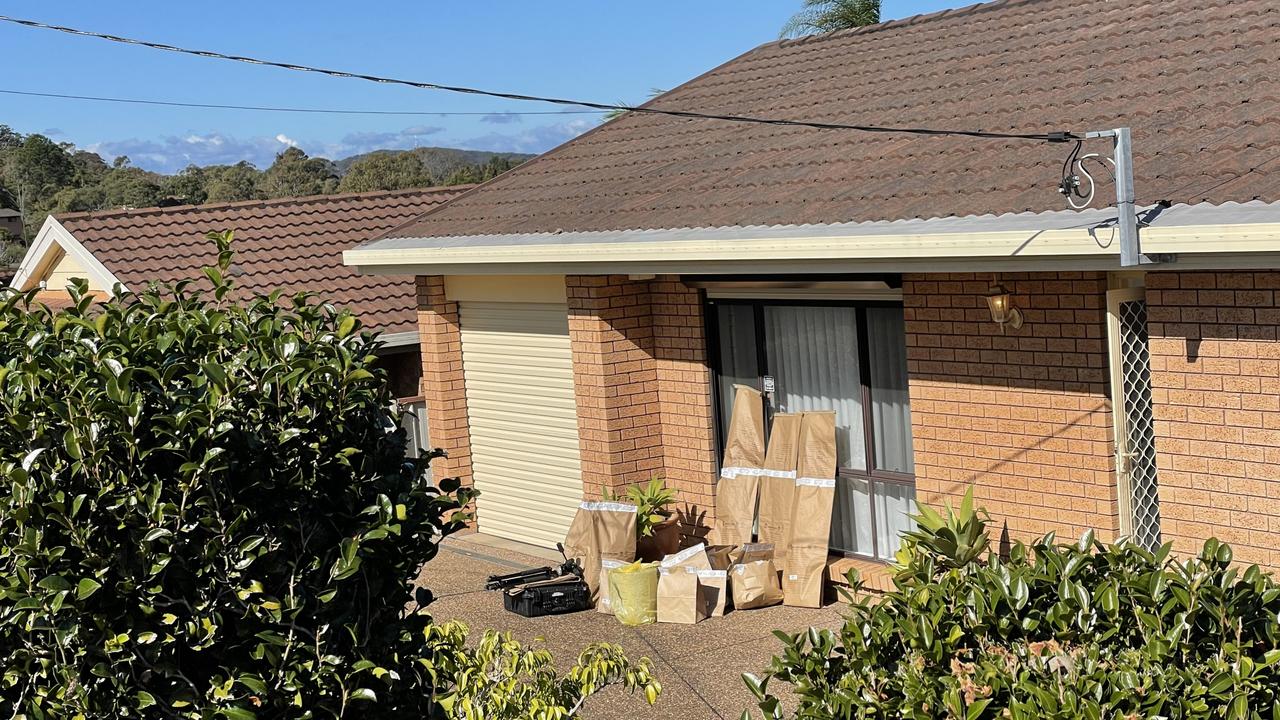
[344,219,1280,276]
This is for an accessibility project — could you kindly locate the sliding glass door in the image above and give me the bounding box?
[711,300,915,560]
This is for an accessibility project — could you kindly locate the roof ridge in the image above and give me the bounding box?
[770,0,1045,49]
[54,184,474,224]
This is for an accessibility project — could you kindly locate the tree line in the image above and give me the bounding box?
[0,125,524,262]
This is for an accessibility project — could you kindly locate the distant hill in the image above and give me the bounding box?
[333,147,533,178]
[0,123,537,251]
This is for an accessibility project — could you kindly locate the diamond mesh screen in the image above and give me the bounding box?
[1118,299,1162,550]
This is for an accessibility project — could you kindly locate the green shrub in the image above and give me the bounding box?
[0,232,659,718]
[605,478,677,538]
[746,491,1280,719]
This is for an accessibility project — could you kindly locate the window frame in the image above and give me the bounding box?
[705,297,915,562]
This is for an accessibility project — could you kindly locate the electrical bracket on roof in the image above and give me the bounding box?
[1084,128,1173,267]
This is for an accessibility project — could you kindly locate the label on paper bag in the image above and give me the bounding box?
[580,501,639,513]
[661,543,708,568]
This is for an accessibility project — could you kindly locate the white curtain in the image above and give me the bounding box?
[874,479,915,559]
[764,306,872,555]
[715,304,760,433]
[867,307,914,474]
[764,306,865,471]
[719,303,917,560]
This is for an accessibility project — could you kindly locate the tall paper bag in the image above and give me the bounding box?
[783,411,837,608]
[757,413,802,569]
[563,501,638,604]
[710,385,765,546]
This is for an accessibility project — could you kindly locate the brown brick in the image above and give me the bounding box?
[1148,270,1280,572]
[904,271,1119,544]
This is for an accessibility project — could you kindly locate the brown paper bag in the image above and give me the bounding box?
[757,413,802,568]
[657,566,707,624]
[709,385,765,546]
[597,558,627,615]
[563,501,638,603]
[705,545,737,571]
[735,542,775,565]
[659,543,711,573]
[731,560,784,610]
[783,412,837,608]
[697,569,729,617]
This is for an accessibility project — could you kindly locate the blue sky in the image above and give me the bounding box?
[1,1,962,173]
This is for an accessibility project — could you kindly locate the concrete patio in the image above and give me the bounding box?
[415,533,848,719]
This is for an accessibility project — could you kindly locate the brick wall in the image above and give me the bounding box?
[904,271,1120,543]
[566,275,719,526]
[415,276,474,495]
[566,276,665,498]
[1146,271,1280,570]
[650,278,720,533]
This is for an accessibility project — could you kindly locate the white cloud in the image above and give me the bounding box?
[458,119,595,154]
[480,113,523,125]
[82,119,590,174]
[87,127,445,173]
[88,133,295,172]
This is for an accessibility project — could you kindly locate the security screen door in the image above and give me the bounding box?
[1107,287,1162,550]
[712,301,915,560]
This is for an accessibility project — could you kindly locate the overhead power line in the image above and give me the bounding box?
[0,88,605,117]
[0,14,1077,143]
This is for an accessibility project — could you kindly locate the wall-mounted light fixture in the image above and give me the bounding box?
[985,284,1024,332]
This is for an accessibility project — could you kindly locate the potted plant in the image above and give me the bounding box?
[608,478,682,562]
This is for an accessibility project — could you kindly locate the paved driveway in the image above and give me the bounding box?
[415,533,847,719]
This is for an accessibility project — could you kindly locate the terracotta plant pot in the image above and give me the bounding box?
[636,515,683,562]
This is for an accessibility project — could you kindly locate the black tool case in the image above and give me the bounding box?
[501,576,591,618]
[485,543,591,618]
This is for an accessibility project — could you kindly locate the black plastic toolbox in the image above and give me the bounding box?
[501,577,591,618]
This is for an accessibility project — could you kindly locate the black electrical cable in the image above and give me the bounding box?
[0,14,1079,143]
[0,88,605,117]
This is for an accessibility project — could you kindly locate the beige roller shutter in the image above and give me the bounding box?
[459,301,583,548]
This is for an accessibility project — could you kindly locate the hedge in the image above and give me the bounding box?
[747,492,1280,719]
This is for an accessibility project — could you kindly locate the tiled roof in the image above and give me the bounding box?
[57,187,470,335]
[387,0,1280,239]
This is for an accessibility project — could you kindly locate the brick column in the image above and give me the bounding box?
[566,275,665,499]
[415,276,473,492]
[651,276,720,535]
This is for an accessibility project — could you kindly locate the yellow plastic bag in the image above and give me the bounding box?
[608,560,658,626]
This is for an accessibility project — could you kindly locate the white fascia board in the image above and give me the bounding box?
[343,221,1280,276]
[9,216,127,293]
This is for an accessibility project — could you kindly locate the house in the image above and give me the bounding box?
[0,208,21,239]
[345,0,1280,578]
[8,187,470,453]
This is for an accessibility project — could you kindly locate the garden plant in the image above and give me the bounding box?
[747,491,1280,719]
[0,231,659,718]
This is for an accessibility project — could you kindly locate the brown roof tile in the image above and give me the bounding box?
[57,187,470,334]
[388,0,1280,239]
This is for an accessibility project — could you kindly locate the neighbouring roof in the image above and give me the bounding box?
[0,208,21,219]
[54,187,469,335]
[377,0,1280,242]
